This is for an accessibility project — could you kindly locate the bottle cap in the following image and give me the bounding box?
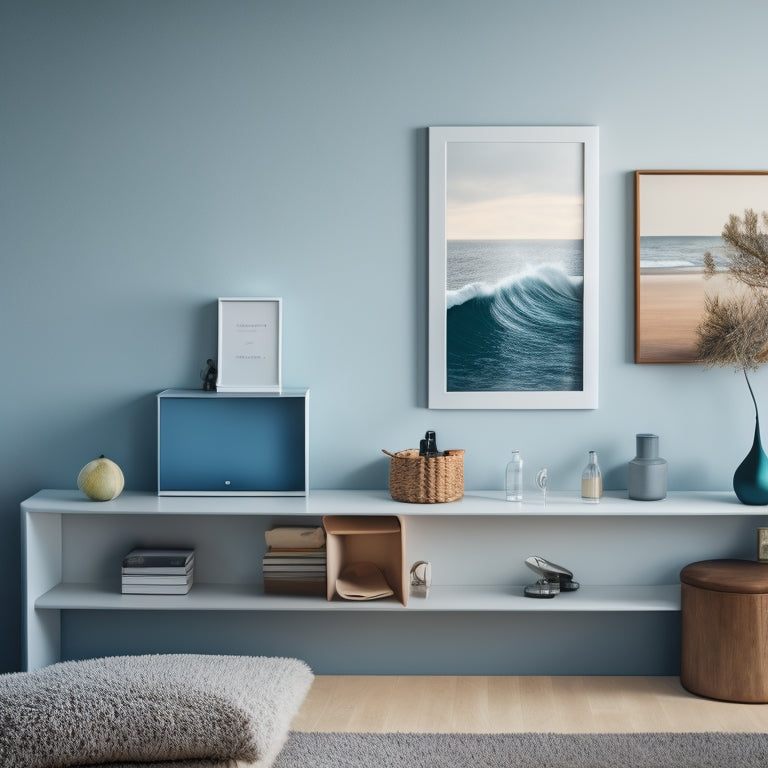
[635,433,659,459]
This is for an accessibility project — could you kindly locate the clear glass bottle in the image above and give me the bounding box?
[581,450,602,503]
[506,450,523,501]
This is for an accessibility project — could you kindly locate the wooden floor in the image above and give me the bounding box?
[292,676,768,733]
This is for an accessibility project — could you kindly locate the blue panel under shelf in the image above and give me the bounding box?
[157,389,309,496]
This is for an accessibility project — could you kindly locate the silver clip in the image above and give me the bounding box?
[410,560,431,598]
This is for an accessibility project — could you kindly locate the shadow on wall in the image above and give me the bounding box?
[50,394,159,493]
[1,393,158,672]
[337,458,390,491]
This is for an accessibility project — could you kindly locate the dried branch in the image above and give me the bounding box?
[696,291,768,371]
[721,208,768,289]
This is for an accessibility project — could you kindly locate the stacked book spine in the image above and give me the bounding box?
[263,526,326,596]
[121,548,195,595]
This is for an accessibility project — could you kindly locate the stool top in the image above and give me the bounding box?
[680,559,768,593]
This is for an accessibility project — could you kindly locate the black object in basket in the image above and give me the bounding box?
[382,448,465,503]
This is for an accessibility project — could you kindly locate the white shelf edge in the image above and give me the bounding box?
[35,583,681,612]
[21,489,768,517]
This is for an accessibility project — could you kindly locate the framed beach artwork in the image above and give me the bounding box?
[635,171,768,363]
[428,126,599,409]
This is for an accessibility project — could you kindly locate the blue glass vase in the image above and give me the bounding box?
[733,373,768,505]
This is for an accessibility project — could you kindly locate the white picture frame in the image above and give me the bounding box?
[428,126,599,409]
[216,297,282,392]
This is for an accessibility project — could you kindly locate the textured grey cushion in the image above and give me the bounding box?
[0,653,313,768]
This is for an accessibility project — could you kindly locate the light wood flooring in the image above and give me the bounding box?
[292,676,768,733]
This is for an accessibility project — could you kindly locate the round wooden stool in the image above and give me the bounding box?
[680,559,768,702]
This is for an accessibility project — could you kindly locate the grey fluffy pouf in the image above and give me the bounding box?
[0,653,314,768]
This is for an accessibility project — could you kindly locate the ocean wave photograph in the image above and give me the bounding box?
[446,242,584,392]
[428,127,597,407]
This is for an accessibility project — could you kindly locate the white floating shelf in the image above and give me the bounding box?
[22,489,766,517]
[35,582,681,613]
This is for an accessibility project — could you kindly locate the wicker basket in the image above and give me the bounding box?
[382,448,465,503]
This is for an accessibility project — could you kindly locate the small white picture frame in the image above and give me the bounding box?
[216,298,282,392]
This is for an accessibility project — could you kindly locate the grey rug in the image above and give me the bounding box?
[271,731,768,768]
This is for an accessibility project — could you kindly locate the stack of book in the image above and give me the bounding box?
[263,526,326,596]
[121,547,195,595]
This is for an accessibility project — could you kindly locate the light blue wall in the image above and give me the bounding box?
[4,0,768,673]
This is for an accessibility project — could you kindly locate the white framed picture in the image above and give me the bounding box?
[216,298,282,392]
[428,126,599,409]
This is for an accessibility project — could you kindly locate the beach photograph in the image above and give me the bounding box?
[635,172,768,363]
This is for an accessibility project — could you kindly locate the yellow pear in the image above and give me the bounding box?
[77,455,124,501]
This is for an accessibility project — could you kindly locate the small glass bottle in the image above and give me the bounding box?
[581,450,602,503]
[506,450,523,501]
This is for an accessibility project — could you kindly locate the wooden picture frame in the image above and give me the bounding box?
[635,170,768,364]
[428,126,599,409]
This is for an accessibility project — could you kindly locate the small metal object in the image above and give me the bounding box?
[410,560,431,597]
[524,581,560,598]
[523,555,579,598]
[535,468,548,505]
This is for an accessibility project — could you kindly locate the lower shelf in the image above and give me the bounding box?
[35,583,681,612]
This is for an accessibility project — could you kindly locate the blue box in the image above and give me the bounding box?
[157,389,309,496]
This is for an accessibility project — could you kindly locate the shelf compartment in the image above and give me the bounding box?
[324,515,406,605]
[157,388,309,496]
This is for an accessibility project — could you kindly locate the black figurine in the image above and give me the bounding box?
[200,359,217,391]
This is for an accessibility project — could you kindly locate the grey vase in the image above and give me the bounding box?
[628,433,667,501]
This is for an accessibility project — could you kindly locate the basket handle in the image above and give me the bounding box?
[381,449,398,458]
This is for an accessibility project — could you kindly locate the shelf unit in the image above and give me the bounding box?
[157,388,309,496]
[22,489,768,671]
